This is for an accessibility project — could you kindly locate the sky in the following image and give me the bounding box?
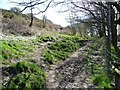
[0,0,70,27]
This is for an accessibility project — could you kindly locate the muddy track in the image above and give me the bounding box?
[45,41,97,88]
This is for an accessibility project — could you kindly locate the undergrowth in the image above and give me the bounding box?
[3,61,46,89]
[1,35,56,89]
[42,35,86,64]
[1,34,88,89]
[1,35,57,65]
[36,35,56,42]
[0,40,34,65]
[83,38,112,88]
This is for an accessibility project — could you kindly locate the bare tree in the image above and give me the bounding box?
[42,14,47,28]
[54,0,120,88]
[10,0,53,27]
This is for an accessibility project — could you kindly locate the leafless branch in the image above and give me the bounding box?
[71,1,97,20]
[35,0,53,14]
[20,0,49,12]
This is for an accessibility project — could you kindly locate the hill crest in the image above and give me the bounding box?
[1,8,65,36]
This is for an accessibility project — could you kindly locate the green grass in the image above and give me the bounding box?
[90,62,111,88]
[34,35,56,43]
[0,39,34,65]
[1,35,55,89]
[4,62,46,89]
[92,74,111,88]
[111,46,120,62]
[1,35,58,65]
[42,35,86,64]
[83,38,112,88]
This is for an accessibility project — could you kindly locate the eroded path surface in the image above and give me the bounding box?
[45,41,97,88]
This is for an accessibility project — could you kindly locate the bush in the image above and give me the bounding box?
[2,9,14,19]
[10,7,21,14]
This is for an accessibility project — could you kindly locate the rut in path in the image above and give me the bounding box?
[45,41,97,88]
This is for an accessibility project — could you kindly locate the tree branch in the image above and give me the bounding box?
[20,0,49,12]
[35,0,53,14]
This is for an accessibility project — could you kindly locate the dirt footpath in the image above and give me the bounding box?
[45,41,97,88]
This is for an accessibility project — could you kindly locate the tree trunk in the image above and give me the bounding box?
[106,3,112,80]
[111,6,118,52]
[29,0,33,27]
[29,8,33,27]
[97,18,103,37]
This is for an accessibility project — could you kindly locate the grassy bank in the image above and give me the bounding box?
[42,35,87,64]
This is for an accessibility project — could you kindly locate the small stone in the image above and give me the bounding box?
[41,64,46,67]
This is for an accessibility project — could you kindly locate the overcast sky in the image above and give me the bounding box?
[0,0,70,27]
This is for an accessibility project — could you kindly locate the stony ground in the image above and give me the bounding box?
[45,41,98,88]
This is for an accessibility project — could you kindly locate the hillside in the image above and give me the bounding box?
[1,8,66,36]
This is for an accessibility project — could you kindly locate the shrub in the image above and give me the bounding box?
[10,7,21,14]
[2,9,14,19]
